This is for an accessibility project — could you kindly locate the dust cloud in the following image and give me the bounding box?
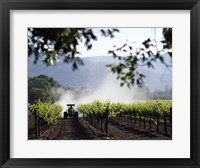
[55,74,149,112]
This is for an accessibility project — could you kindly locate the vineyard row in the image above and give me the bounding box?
[78,100,172,136]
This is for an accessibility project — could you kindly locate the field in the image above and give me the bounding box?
[28,100,172,140]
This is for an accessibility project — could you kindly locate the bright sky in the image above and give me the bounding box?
[77,28,164,57]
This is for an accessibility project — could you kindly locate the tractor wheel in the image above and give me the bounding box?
[64,112,68,119]
[74,112,78,119]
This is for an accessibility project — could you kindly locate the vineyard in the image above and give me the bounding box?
[28,100,172,140]
[27,28,173,140]
[78,100,172,137]
[28,101,63,139]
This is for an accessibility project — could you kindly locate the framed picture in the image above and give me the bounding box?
[0,0,199,167]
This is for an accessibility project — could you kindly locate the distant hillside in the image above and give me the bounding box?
[28,55,172,91]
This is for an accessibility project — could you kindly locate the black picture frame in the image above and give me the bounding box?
[0,0,200,167]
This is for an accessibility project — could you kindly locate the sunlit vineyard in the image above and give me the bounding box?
[77,100,172,136]
[29,101,63,124]
[78,100,172,118]
[27,27,173,140]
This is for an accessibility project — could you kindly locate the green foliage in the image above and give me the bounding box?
[28,28,119,70]
[29,101,63,124]
[107,28,172,87]
[78,100,172,119]
[28,75,61,104]
[77,100,110,117]
[162,28,172,52]
[29,28,172,88]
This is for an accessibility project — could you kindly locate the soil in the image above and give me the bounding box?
[30,117,172,140]
[29,111,172,140]
[108,119,171,140]
[49,118,105,140]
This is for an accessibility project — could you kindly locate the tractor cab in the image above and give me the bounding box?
[64,104,78,119]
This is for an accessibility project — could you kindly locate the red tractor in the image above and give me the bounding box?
[64,104,78,119]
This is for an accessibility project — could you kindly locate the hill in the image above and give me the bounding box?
[28,55,172,91]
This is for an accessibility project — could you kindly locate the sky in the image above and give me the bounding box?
[28,27,172,93]
[76,28,164,57]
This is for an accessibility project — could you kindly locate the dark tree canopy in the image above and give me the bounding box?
[28,28,172,88]
[28,75,61,104]
[28,28,119,70]
[107,28,172,88]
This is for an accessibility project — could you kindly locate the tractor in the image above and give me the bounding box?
[63,104,78,119]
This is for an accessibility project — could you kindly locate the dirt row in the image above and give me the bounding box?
[40,118,171,140]
[108,119,171,140]
[49,118,104,140]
